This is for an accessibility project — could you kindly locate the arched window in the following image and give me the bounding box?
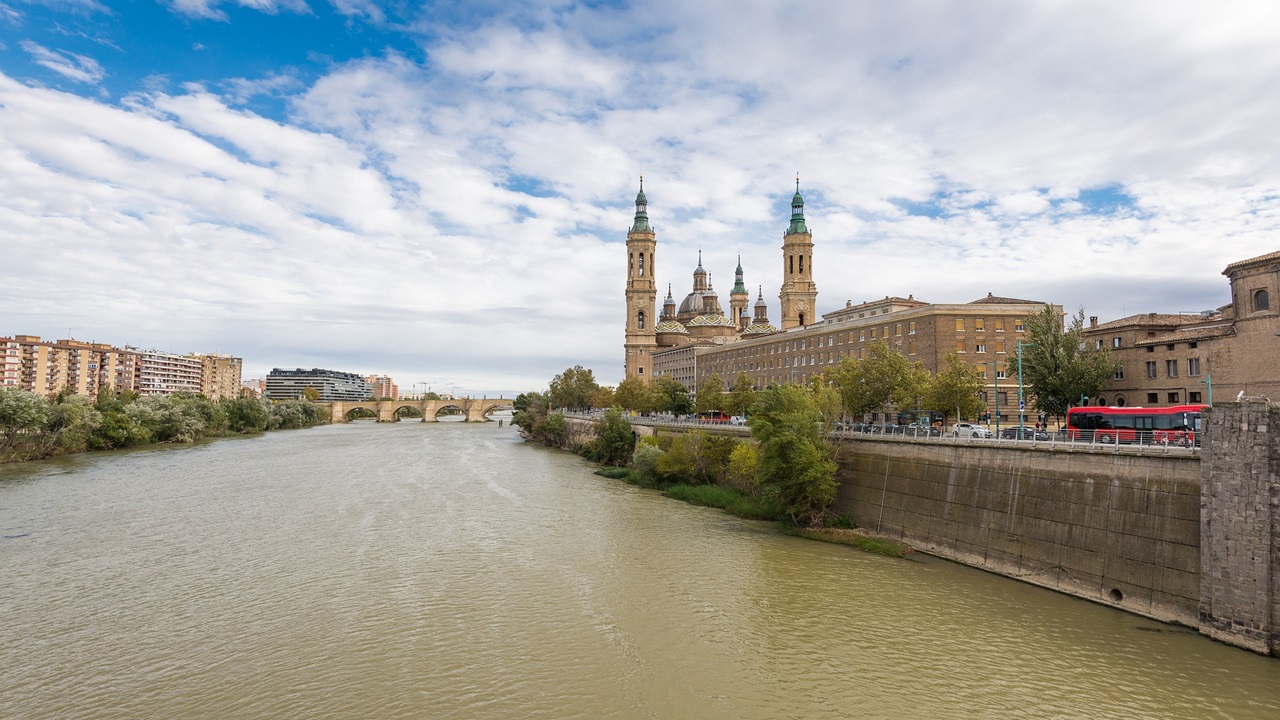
[789,256,794,275]
[1097,397,1106,407]
[799,256,804,273]
[1255,289,1270,312]
[637,311,646,329]
[638,254,645,276]
[629,253,634,276]
[799,313,806,326]
[1115,396,1126,407]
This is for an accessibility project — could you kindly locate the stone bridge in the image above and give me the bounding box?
[325,397,513,423]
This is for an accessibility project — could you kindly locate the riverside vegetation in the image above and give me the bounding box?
[0,386,330,463]
[513,368,906,557]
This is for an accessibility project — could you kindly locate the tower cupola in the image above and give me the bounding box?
[631,176,651,233]
[788,176,807,235]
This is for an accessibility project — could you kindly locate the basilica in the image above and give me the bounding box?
[623,178,818,379]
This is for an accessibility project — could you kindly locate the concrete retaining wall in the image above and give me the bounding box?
[830,440,1202,625]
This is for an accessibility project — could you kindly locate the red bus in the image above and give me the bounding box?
[698,411,730,424]
[1066,405,1206,446]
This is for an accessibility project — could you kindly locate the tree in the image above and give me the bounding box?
[1014,306,1121,420]
[548,365,599,412]
[588,385,615,411]
[612,376,650,413]
[747,384,838,528]
[822,341,930,420]
[726,373,757,418]
[694,373,724,414]
[584,407,635,465]
[300,386,321,402]
[652,375,692,416]
[925,352,986,425]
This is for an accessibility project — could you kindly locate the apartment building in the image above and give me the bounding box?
[1,338,20,388]
[1,336,138,398]
[1083,250,1280,406]
[132,349,203,396]
[196,354,244,401]
[364,375,399,400]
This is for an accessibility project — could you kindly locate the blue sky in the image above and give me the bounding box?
[2,0,1279,394]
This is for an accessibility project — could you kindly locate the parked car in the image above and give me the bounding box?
[952,422,993,439]
[1000,426,1050,441]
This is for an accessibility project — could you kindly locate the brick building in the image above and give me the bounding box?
[1083,250,1280,406]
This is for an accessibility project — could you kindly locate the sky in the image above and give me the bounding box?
[2,0,1279,396]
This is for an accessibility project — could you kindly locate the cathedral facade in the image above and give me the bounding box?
[623,178,814,380]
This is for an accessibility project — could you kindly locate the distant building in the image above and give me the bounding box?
[194,353,243,401]
[1,335,138,398]
[131,349,203,396]
[265,368,372,401]
[1082,250,1280,406]
[364,375,399,400]
[241,378,266,398]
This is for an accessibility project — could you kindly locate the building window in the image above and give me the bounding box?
[871,329,878,339]
[1188,358,1201,376]
[1147,393,1158,404]
[1146,346,1154,353]
[637,311,646,329]
[908,341,917,355]
[1146,361,1157,378]
[1112,337,1121,348]
[1094,339,1103,350]
[996,370,1007,379]
[895,323,902,336]
[1168,392,1180,403]
[995,340,1005,353]
[1166,359,1178,378]
[975,344,986,353]
[998,391,1008,406]
[1255,289,1271,312]
[975,318,985,332]
[1098,397,1107,406]
[1189,341,1198,349]
[909,321,916,334]
[1115,396,1126,407]
[956,318,965,332]
[1114,365,1124,380]
[1189,391,1202,403]
[1166,344,1175,351]
[956,341,966,352]
[859,331,865,342]
[994,318,1005,332]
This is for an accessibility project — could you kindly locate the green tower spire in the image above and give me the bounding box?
[788,175,808,234]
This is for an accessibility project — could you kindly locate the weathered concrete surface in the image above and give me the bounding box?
[830,440,1202,626]
[1200,400,1280,655]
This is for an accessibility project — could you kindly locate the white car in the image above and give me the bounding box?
[952,422,993,439]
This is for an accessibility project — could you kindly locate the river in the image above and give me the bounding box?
[2,417,1278,719]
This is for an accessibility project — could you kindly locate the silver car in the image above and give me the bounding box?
[952,422,993,439]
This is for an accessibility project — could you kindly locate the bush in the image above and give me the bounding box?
[630,443,666,488]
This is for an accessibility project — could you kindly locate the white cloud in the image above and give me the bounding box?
[3,0,1280,391]
[19,40,105,84]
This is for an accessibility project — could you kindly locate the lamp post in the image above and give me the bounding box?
[1017,340,1038,430]
[1200,373,1212,406]
[986,359,1000,438]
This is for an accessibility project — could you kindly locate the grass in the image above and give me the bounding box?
[663,483,784,521]
[779,526,908,557]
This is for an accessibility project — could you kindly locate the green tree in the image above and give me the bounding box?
[224,396,272,433]
[747,384,838,528]
[0,387,51,459]
[548,365,599,412]
[588,385,615,411]
[726,373,757,418]
[1014,306,1121,420]
[694,373,724,414]
[583,407,635,465]
[725,442,758,491]
[300,386,321,402]
[925,352,986,425]
[652,375,692,416]
[612,376,650,413]
[823,341,930,420]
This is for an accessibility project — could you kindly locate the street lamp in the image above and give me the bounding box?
[1017,340,1038,429]
[985,359,1000,438]
[1200,373,1212,406]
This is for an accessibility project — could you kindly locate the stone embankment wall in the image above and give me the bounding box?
[830,440,1202,626]
[1199,400,1279,655]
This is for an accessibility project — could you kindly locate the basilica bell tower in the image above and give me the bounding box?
[624,178,658,380]
[779,178,818,329]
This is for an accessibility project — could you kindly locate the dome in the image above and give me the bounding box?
[655,320,688,334]
[687,314,737,328]
[743,322,777,335]
[678,291,706,316]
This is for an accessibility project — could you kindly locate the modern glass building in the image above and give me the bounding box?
[265,368,372,401]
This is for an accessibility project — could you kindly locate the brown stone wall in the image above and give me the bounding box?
[831,439,1202,625]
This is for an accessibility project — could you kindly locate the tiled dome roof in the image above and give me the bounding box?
[655,320,689,334]
[688,314,736,328]
[743,322,777,335]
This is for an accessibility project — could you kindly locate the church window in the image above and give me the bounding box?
[789,256,794,275]
[638,254,644,276]
[799,256,804,273]
[1255,289,1271,312]
[637,311,646,329]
